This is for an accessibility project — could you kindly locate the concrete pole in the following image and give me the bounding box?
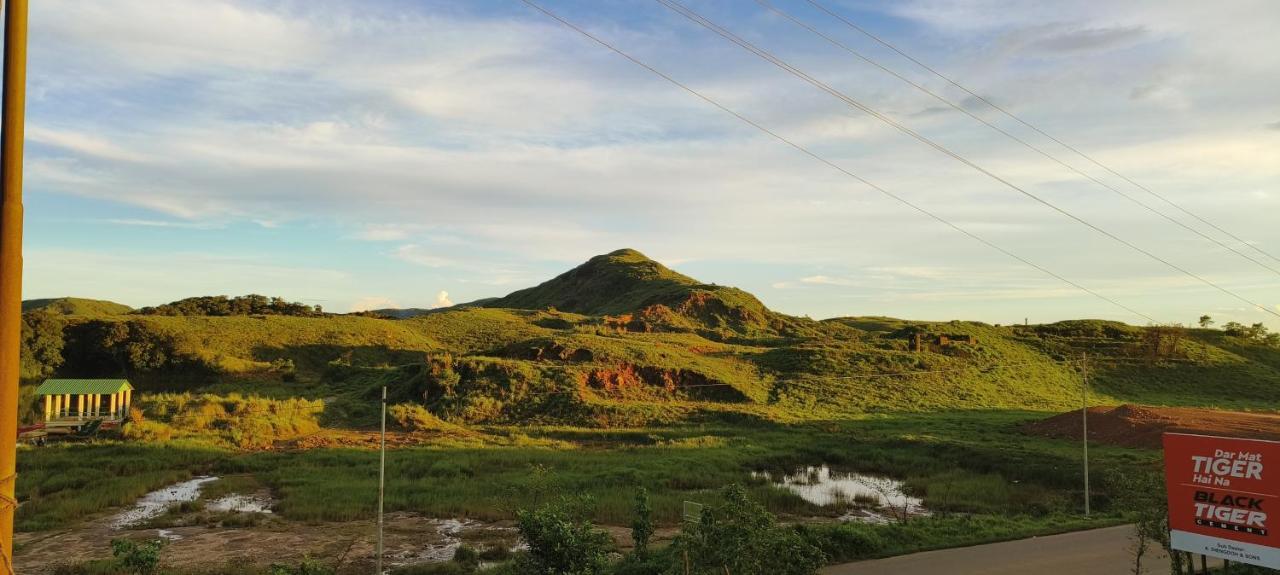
[52,395,60,419]
[1081,352,1090,517]
[0,0,28,565]
[76,395,84,419]
[109,394,117,419]
[376,385,386,575]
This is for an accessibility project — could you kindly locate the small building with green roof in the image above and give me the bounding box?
[35,379,133,423]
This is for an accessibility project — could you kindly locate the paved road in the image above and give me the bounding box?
[822,525,1220,575]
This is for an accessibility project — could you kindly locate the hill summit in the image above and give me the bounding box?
[483,248,797,338]
[21,297,132,316]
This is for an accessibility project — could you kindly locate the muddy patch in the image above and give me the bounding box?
[15,513,522,575]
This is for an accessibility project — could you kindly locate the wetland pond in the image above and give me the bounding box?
[753,465,927,523]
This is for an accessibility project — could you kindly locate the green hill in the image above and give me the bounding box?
[17,250,1280,426]
[484,248,811,340]
[21,297,132,316]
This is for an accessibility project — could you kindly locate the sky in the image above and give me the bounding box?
[20,0,1280,327]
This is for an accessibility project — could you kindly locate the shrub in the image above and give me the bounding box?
[121,420,175,443]
[267,557,334,575]
[671,484,825,575]
[389,403,465,433]
[132,393,322,448]
[630,487,654,559]
[514,498,612,575]
[110,538,166,575]
[452,545,480,573]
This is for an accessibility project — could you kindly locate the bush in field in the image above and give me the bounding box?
[514,497,612,575]
[121,420,175,443]
[671,484,824,575]
[389,403,468,434]
[267,557,334,575]
[110,538,166,575]
[134,393,322,448]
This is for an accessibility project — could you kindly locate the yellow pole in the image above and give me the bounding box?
[76,395,84,419]
[0,0,23,562]
[41,395,48,421]
[52,395,59,418]
[124,389,131,416]
[93,394,100,417]
[109,394,117,419]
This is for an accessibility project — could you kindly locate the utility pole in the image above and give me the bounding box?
[1081,353,1090,517]
[376,385,386,574]
[0,0,28,571]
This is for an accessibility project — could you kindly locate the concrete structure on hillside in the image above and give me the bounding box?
[34,379,133,424]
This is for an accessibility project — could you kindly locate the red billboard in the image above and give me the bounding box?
[1164,433,1280,569]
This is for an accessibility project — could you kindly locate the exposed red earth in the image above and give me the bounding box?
[1026,404,1280,449]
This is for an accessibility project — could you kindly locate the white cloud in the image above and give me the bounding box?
[351,225,414,242]
[394,245,455,268]
[18,0,1280,329]
[102,218,220,229]
[350,296,397,313]
[28,126,150,163]
[800,275,858,287]
[432,291,454,309]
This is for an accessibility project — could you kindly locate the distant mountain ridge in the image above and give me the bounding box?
[18,250,1280,425]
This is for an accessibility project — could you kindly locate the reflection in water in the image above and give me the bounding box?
[753,465,927,523]
[111,476,219,529]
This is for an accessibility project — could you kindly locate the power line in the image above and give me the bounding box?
[753,0,1280,279]
[654,0,1280,320]
[514,0,1157,323]
[802,0,1280,266]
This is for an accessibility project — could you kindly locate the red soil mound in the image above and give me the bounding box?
[1025,404,1280,449]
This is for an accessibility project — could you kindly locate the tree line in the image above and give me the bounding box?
[136,294,324,317]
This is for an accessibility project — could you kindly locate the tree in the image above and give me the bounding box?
[631,487,654,559]
[1223,321,1246,336]
[672,484,825,575]
[1198,315,1213,329]
[20,311,64,379]
[1105,470,1180,575]
[514,497,612,575]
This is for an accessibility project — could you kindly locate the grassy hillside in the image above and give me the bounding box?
[20,250,1280,426]
[483,248,814,341]
[21,297,131,316]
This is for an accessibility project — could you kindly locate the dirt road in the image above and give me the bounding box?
[821,525,1220,575]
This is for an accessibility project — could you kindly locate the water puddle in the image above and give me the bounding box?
[111,476,218,529]
[753,465,926,522]
[208,493,274,514]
